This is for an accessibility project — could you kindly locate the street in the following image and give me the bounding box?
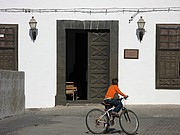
[6,116,180,135]
[0,105,180,135]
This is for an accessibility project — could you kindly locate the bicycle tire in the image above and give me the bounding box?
[85,108,108,134]
[119,109,139,135]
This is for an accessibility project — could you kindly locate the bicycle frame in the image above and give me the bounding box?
[105,107,115,118]
[98,107,114,120]
[99,97,127,122]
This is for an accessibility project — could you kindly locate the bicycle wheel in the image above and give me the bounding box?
[119,109,139,135]
[85,108,108,134]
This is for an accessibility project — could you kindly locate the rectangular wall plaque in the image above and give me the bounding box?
[124,49,139,59]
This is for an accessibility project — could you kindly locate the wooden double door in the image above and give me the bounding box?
[56,20,118,104]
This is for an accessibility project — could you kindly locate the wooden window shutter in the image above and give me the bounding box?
[156,24,180,89]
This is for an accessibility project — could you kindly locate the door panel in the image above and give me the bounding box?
[88,32,110,102]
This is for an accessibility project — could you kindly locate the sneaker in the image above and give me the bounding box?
[111,111,120,118]
[110,120,115,126]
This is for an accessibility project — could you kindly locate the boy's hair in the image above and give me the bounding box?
[112,78,118,85]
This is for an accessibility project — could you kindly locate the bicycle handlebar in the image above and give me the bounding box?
[118,95,129,100]
[125,95,129,99]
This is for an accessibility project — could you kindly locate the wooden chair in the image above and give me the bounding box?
[65,82,77,100]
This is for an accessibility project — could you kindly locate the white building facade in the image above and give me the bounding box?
[0,0,180,108]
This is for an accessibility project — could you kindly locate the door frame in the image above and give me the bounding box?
[56,20,119,105]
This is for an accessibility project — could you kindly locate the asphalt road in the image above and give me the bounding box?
[4,116,180,135]
[0,105,180,135]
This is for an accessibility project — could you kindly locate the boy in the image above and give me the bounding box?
[104,78,128,117]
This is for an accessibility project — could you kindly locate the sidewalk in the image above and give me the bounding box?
[34,104,180,117]
[0,104,180,135]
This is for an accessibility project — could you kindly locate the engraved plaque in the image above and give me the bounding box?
[124,49,139,59]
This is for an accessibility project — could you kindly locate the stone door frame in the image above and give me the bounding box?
[56,20,119,105]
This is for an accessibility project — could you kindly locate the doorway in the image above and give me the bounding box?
[66,29,111,101]
[66,29,88,100]
[56,20,119,105]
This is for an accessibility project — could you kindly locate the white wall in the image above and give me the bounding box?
[0,0,180,108]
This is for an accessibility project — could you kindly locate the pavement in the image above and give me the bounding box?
[0,104,180,135]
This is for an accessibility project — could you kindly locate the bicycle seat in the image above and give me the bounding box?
[101,102,111,106]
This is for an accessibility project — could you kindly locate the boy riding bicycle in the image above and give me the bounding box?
[104,78,128,117]
[86,79,138,134]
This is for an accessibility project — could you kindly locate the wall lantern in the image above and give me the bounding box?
[136,16,146,43]
[29,16,38,42]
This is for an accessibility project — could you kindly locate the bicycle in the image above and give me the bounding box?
[85,96,139,135]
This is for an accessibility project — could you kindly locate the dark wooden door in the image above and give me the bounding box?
[88,32,110,102]
[0,24,18,70]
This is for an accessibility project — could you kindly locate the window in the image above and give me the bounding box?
[0,25,18,70]
[156,24,180,89]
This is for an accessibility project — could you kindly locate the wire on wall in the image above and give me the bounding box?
[1,7,180,14]
[0,7,180,22]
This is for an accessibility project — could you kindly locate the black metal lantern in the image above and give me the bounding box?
[29,16,38,42]
[136,16,145,43]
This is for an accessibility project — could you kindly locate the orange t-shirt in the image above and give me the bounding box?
[105,85,126,99]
